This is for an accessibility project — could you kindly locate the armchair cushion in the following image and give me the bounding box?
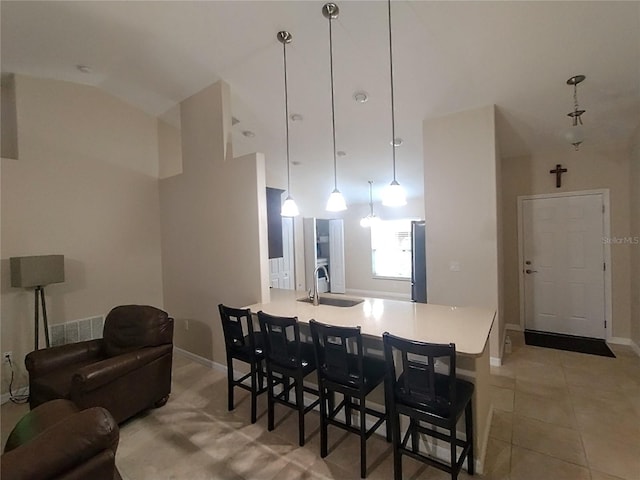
[1,399,121,480]
[103,305,172,357]
[72,344,173,393]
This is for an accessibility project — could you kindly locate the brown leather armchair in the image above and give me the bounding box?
[26,305,174,424]
[1,399,121,480]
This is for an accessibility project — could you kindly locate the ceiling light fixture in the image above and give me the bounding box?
[381,0,407,207]
[277,30,300,218]
[565,74,586,151]
[353,91,369,103]
[360,181,381,228]
[323,3,347,213]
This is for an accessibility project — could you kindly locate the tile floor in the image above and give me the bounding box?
[2,330,639,479]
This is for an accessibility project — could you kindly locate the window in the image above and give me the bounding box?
[371,219,414,279]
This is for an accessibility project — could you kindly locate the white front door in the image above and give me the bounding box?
[521,193,606,338]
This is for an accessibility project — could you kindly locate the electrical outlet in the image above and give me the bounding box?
[3,352,12,364]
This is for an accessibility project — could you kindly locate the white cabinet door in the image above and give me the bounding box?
[303,217,317,291]
[329,219,346,293]
[269,218,295,289]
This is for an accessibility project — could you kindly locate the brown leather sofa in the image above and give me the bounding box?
[26,305,174,424]
[1,399,121,480]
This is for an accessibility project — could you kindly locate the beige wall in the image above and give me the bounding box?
[423,105,499,469]
[343,197,424,298]
[159,80,269,364]
[630,127,640,347]
[1,75,164,394]
[501,147,632,339]
[423,105,500,342]
[158,119,182,179]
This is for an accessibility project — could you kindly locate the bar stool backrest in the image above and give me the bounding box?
[383,332,457,417]
[218,304,256,353]
[310,320,364,389]
[258,311,303,369]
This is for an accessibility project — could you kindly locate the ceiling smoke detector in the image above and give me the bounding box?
[76,64,92,74]
[290,113,303,122]
[242,130,255,138]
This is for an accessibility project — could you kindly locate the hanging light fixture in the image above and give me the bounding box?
[360,181,381,228]
[277,31,300,217]
[381,0,407,207]
[323,3,347,212]
[565,74,586,151]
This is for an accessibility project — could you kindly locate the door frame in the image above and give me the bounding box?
[516,189,612,339]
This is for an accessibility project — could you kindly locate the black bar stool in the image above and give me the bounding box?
[309,319,390,478]
[382,332,474,480]
[218,304,267,424]
[257,311,319,446]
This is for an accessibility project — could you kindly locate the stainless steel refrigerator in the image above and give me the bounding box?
[411,220,427,303]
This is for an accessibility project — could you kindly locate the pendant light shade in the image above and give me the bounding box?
[360,181,381,227]
[381,0,407,207]
[277,30,300,217]
[323,3,347,213]
[281,195,300,217]
[382,180,406,207]
[327,189,347,212]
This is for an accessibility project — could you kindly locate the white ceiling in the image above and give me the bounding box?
[2,1,639,210]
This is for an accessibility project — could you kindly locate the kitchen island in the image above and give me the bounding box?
[245,288,496,473]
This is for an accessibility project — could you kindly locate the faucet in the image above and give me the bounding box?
[309,265,330,306]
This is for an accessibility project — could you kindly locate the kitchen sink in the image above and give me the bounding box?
[297,296,364,307]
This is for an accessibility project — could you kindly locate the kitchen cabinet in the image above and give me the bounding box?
[303,217,345,293]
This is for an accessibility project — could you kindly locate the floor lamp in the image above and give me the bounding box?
[10,255,65,350]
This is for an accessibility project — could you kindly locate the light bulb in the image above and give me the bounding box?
[281,195,300,217]
[381,180,407,207]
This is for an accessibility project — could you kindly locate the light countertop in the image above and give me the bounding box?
[245,289,495,356]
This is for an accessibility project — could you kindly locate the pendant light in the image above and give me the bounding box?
[381,0,407,207]
[360,181,381,228]
[323,3,347,212]
[277,31,300,217]
[565,74,586,151]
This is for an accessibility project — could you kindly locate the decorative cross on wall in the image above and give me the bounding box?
[549,164,568,188]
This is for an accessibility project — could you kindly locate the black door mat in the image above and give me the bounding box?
[524,330,615,358]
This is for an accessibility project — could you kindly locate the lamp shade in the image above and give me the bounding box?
[10,255,65,288]
[326,189,347,212]
[564,124,585,149]
[382,180,407,207]
[281,195,300,217]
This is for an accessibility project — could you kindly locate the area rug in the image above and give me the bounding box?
[524,330,615,358]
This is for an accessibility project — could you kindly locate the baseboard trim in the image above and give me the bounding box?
[608,337,640,358]
[505,323,522,331]
[174,347,226,373]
